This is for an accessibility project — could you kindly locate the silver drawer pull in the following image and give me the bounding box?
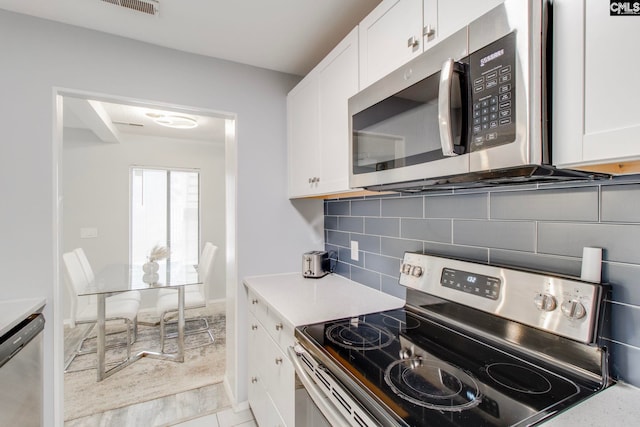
[275,357,283,365]
[275,322,283,331]
[251,324,258,330]
[251,376,258,383]
[251,299,258,304]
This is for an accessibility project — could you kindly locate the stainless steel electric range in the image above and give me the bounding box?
[291,252,611,426]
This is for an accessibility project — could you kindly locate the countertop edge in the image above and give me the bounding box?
[0,297,47,337]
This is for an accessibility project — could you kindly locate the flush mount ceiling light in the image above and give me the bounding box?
[146,113,198,129]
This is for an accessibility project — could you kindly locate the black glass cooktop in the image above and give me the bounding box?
[297,308,603,427]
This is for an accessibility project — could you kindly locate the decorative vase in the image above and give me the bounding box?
[143,260,159,274]
[143,272,160,285]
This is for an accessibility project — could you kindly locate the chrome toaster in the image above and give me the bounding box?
[302,251,330,278]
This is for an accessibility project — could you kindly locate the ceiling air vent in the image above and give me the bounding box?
[101,0,159,16]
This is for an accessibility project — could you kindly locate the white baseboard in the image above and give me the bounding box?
[224,375,250,412]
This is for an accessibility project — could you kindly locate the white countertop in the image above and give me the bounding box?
[243,272,405,327]
[543,382,640,425]
[0,297,46,337]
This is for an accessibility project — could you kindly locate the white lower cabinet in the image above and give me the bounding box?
[248,305,295,426]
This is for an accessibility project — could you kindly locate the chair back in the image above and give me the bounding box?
[62,251,90,327]
[199,242,218,300]
[74,248,95,283]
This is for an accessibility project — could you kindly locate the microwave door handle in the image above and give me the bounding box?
[438,58,458,157]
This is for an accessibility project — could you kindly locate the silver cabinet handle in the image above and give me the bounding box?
[251,376,258,383]
[407,36,420,49]
[251,299,258,305]
[275,323,283,331]
[424,24,436,38]
[275,357,283,365]
[251,324,258,330]
[438,58,458,157]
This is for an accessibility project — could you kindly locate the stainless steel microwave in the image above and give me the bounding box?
[349,0,600,192]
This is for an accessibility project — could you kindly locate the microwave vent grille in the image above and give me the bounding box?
[101,0,159,16]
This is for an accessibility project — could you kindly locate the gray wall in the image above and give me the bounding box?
[0,9,322,425]
[325,177,640,386]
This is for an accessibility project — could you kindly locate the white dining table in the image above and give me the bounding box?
[78,263,201,381]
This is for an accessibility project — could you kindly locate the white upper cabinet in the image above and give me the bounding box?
[359,0,424,89]
[359,0,505,89]
[287,27,359,198]
[554,0,640,172]
[437,0,504,40]
[288,75,320,197]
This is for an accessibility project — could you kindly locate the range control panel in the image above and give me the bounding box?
[441,267,501,300]
[468,31,517,152]
[399,252,605,344]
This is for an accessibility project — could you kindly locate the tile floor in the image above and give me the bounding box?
[65,382,256,427]
[172,407,256,427]
[64,312,254,427]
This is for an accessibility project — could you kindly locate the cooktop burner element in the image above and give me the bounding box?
[382,312,421,330]
[326,320,394,350]
[385,358,481,411]
[486,363,552,395]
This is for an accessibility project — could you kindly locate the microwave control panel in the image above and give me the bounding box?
[468,32,516,152]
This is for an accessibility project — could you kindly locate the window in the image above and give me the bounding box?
[131,168,199,269]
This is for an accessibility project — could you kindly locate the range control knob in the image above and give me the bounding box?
[400,263,413,275]
[399,347,413,359]
[411,266,423,277]
[534,293,557,312]
[561,300,587,320]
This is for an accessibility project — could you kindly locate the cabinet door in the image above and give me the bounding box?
[317,27,359,195]
[554,0,640,168]
[287,73,321,197]
[247,314,270,426]
[422,0,438,49]
[437,0,504,41]
[582,1,640,163]
[359,0,424,88]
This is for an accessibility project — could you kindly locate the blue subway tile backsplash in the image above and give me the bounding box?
[324,176,640,386]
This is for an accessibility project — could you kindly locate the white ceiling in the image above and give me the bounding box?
[0,0,382,76]
[63,97,226,143]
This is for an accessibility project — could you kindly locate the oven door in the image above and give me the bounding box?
[349,27,470,190]
[289,344,384,427]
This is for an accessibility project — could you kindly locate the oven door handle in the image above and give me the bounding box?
[288,345,350,427]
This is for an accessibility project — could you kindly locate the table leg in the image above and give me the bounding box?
[96,293,106,381]
[177,285,185,362]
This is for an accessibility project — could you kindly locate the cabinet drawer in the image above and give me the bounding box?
[263,308,295,355]
[247,290,268,322]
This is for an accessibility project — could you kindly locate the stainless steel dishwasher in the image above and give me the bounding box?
[0,312,45,427]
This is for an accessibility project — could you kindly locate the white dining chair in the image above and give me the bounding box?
[155,242,217,352]
[73,248,142,304]
[63,250,140,371]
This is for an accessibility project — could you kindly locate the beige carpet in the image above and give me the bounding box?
[64,302,226,421]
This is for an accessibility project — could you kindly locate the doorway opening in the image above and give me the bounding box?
[55,89,237,425]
